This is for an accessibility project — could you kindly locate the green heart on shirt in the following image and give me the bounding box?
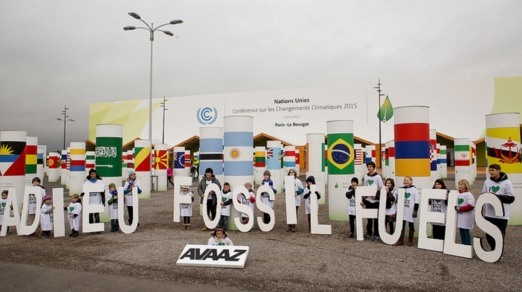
[1,202,5,208]
[367,180,374,186]
[222,197,227,202]
[335,183,339,188]
[405,192,411,198]
[69,206,74,212]
[491,186,500,193]
[458,198,464,205]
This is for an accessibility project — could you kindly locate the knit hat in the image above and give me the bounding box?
[306,176,316,184]
[42,195,52,202]
[88,168,97,175]
[263,170,271,177]
[205,168,213,175]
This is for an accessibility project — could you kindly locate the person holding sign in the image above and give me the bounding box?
[456,179,475,245]
[303,176,321,231]
[208,226,234,246]
[430,179,448,240]
[362,162,383,241]
[198,168,222,230]
[286,169,304,232]
[345,177,358,238]
[481,164,515,251]
[394,176,419,246]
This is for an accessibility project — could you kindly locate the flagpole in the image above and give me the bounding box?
[374,79,384,169]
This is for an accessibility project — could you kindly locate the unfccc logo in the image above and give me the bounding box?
[197,107,218,125]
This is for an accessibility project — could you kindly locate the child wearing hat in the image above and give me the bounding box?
[180,185,194,230]
[260,170,277,224]
[85,168,105,224]
[40,195,54,238]
[208,226,234,246]
[66,194,82,237]
[197,167,222,230]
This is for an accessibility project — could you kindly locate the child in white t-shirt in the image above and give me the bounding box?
[208,226,234,246]
[238,182,256,224]
[394,176,419,246]
[456,179,475,245]
[0,190,12,234]
[345,177,358,238]
[180,185,194,230]
[40,195,54,238]
[107,183,119,232]
[219,182,233,230]
[66,193,82,237]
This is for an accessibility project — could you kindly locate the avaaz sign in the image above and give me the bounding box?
[177,244,249,268]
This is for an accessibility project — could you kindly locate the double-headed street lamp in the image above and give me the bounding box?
[56,105,74,150]
[123,12,183,146]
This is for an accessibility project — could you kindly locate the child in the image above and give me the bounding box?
[394,176,419,246]
[238,182,256,224]
[345,177,358,238]
[456,179,475,245]
[303,176,321,231]
[430,179,448,240]
[180,185,194,230]
[40,195,54,238]
[0,190,12,234]
[219,182,233,230]
[85,169,105,224]
[107,183,119,232]
[27,177,46,231]
[260,170,277,224]
[66,194,82,237]
[384,178,397,235]
[286,169,304,232]
[167,165,174,188]
[363,162,383,241]
[208,226,234,246]
[123,171,142,226]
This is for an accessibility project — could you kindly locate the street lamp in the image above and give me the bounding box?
[374,79,385,169]
[56,105,74,150]
[160,96,168,144]
[123,12,183,146]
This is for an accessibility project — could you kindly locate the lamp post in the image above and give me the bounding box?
[374,79,385,169]
[56,105,74,150]
[123,12,183,146]
[160,96,168,144]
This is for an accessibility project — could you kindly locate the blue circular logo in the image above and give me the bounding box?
[197,107,218,125]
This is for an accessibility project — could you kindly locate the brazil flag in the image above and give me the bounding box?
[327,133,354,175]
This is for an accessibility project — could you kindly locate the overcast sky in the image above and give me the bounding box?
[1,0,521,151]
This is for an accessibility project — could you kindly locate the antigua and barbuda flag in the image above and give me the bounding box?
[377,95,394,123]
[327,133,354,175]
[0,141,26,176]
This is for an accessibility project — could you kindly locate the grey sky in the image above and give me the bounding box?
[1,0,521,151]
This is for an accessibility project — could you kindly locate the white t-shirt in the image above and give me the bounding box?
[0,198,9,226]
[220,191,232,217]
[40,204,54,231]
[293,178,304,207]
[208,236,233,246]
[86,179,104,205]
[364,173,383,203]
[456,191,475,229]
[402,186,419,223]
[346,187,357,216]
[180,190,193,217]
[482,176,514,220]
[385,188,398,216]
[430,195,448,226]
[28,186,46,215]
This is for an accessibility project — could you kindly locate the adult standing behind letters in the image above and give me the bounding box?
[198,168,222,231]
[84,169,105,224]
[481,164,515,251]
